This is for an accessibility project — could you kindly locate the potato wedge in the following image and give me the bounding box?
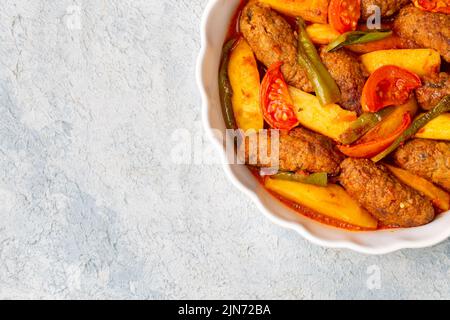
[381,97,419,130]
[265,178,378,229]
[289,86,357,142]
[361,49,441,77]
[258,0,329,24]
[415,113,450,141]
[306,24,340,45]
[386,164,450,211]
[228,39,264,132]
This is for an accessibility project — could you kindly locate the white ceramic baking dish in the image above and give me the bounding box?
[196,0,450,254]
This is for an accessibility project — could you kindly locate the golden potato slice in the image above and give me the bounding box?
[415,114,450,141]
[289,86,357,142]
[386,164,450,212]
[361,49,441,77]
[306,24,340,45]
[228,39,264,132]
[265,178,378,229]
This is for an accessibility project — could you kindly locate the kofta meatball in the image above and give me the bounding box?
[319,47,367,114]
[393,139,450,192]
[239,127,344,175]
[415,73,450,110]
[361,0,411,20]
[340,158,435,228]
[394,6,450,62]
[240,2,313,92]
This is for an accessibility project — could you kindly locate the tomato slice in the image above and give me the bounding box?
[413,0,450,14]
[338,113,412,158]
[260,62,299,130]
[329,0,361,34]
[361,66,421,113]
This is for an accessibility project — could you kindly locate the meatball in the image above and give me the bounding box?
[361,0,411,20]
[394,6,450,62]
[240,2,313,92]
[238,127,344,175]
[340,158,435,228]
[319,47,367,114]
[415,73,450,110]
[393,139,450,192]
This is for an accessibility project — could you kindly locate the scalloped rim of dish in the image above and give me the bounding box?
[196,0,450,255]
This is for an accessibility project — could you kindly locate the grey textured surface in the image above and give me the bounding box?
[0,0,449,300]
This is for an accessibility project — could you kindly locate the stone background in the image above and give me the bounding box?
[0,0,448,299]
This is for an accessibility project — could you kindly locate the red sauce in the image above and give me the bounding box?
[226,0,248,40]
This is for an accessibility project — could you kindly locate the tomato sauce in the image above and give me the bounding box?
[226,0,248,40]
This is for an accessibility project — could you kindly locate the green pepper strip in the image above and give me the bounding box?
[297,18,341,106]
[372,95,450,162]
[218,38,238,130]
[339,107,395,145]
[326,30,393,53]
[271,172,328,187]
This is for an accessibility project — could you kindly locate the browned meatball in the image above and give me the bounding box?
[394,6,450,62]
[340,158,435,228]
[319,48,366,114]
[361,0,411,19]
[393,139,450,192]
[238,128,344,175]
[415,73,450,110]
[240,2,313,92]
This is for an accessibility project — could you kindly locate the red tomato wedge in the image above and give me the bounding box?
[338,113,412,158]
[413,0,450,14]
[260,62,299,130]
[361,66,421,113]
[329,0,361,34]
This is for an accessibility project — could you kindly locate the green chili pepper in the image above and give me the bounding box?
[339,107,395,145]
[218,38,238,130]
[297,18,341,106]
[372,95,450,162]
[272,172,328,187]
[326,30,393,52]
